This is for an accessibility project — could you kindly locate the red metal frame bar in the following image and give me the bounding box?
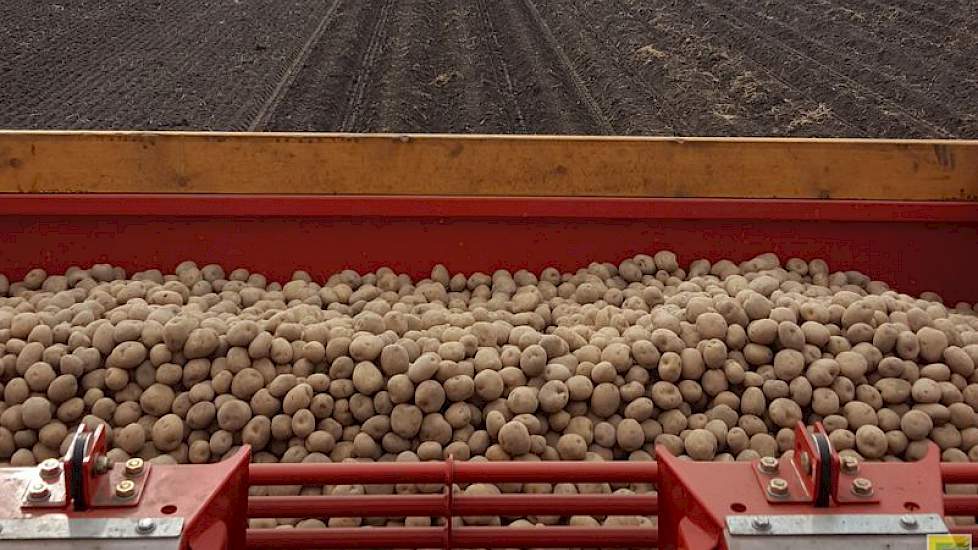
[0,194,977,222]
[247,494,659,518]
[245,527,657,550]
[944,495,978,516]
[248,460,660,486]
[942,463,978,485]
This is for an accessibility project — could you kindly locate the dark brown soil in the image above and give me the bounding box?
[1,0,976,136]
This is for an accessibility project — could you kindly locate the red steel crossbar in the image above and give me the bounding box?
[248,493,659,518]
[249,460,660,485]
[941,463,978,484]
[246,527,657,550]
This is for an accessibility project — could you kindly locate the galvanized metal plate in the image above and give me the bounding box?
[0,516,182,539]
[726,513,947,536]
[724,533,935,550]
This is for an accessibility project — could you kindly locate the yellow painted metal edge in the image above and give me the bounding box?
[0,131,976,200]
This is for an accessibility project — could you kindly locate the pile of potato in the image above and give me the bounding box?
[1,252,977,534]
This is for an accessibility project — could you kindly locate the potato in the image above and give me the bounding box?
[843,401,878,430]
[184,328,219,359]
[140,384,175,417]
[854,425,887,458]
[282,384,312,415]
[538,380,569,413]
[352,362,384,395]
[21,396,52,430]
[498,421,531,455]
[616,418,644,451]
[217,399,252,431]
[415,380,446,413]
[116,423,146,454]
[556,433,587,460]
[917,327,948,363]
[685,429,718,460]
[768,398,802,428]
[152,414,184,452]
[106,341,147,370]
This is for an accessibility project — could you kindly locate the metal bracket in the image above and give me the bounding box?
[726,513,948,536]
[753,422,880,505]
[21,425,151,511]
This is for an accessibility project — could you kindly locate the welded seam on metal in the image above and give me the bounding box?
[248,0,344,131]
[518,0,615,135]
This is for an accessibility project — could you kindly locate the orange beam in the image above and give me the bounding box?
[0,131,976,200]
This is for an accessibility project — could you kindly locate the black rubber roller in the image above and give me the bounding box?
[68,431,91,511]
[812,432,833,507]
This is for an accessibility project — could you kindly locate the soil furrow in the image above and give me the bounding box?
[625,0,861,136]
[473,0,528,132]
[533,0,678,135]
[0,1,974,137]
[518,0,615,134]
[733,0,972,136]
[686,0,951,137]
[341,0,396,132]
[472,0,609,134]
[722,0,956,137]
[248,0,345,131]
[267,2,376,131]
[0,0,205,126]
[875,0,963,27]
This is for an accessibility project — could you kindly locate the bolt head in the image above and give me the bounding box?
[758,456,779,474]
[136,518,156,534]
[900,515,918,529]
[115,479,136,499]
[39,458,62,479]
[94,455,111,475]
[125,458,145,477]
[751,517,771,531]
[841,456,859,474]
[767,477,789,496]
[851,477,873,496]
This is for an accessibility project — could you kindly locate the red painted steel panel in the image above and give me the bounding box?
[1,196,975,302]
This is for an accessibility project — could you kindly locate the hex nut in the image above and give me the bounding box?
[767,478,789,497]
[758,456,779,474]
[851,477,873,496]
[115,479,136,499]
[39,458,62,479]
[125,458,145,477]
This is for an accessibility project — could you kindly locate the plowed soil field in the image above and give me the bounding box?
[1,0,975,136]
